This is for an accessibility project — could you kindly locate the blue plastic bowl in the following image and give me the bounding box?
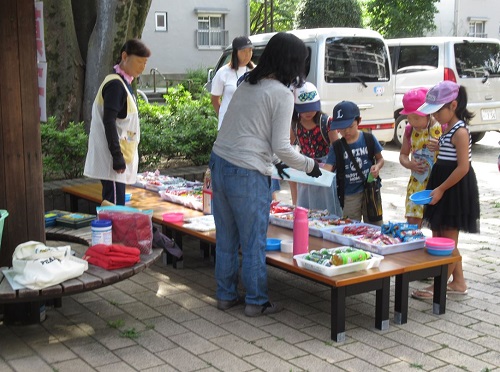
[426,247,453,256]
[266,238,281,251]
[410,190,432,205]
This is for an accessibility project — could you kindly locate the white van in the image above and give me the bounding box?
[387,37,500,146]
[207,28,395,143]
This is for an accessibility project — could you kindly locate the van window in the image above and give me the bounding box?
[395,45,439,73]
[454,43,500,77]
[324,37,390,83]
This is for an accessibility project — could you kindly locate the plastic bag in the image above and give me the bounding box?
[96,206,153,254]
[12,241,88,290]
[364,178,383,222]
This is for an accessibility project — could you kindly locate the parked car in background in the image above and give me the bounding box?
[207,28,395,144]
[388,37,500,146]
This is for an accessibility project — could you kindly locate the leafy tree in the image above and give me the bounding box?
[43,0,152,129]
[294,0,362,29]
[365,0,438,38]
[250,0,299,34]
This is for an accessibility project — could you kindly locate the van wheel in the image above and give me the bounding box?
[393,115,408,147]
[471,132,485,144]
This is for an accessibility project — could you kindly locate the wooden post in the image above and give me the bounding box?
[0,0,45,266]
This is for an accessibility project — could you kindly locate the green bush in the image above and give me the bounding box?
[138,85,217,168]
[41,117,88,180]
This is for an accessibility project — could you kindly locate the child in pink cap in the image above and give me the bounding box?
[399,87,444,227]
[411,80,480,300]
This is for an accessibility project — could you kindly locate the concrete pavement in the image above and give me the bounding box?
[1,133,499,371]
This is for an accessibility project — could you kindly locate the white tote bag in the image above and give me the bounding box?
[12,241,88,290]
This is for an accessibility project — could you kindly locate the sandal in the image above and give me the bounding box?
[446,286,468,295]
[411,289,434,300]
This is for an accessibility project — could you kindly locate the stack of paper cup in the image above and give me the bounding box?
[281,239,293,253]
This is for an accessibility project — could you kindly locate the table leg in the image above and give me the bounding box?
[433,264,448,315]
[200,241,210,259]
[331,287,346,342]
[68,194,79,212]
[375,277,390,330]
[394,273,409,324]
[160,226,184,269]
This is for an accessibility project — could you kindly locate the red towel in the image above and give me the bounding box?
[84,244,140,269]
[88,244,140,257]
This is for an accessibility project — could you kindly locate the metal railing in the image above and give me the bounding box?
[467,32,488,38]
[150,68,168,93]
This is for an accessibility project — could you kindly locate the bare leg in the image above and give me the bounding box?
[412,228,466,299]
[440,228,467,292]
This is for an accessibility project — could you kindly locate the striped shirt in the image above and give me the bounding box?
[437,121,472,162]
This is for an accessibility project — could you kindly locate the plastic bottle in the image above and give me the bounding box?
[331,249,371,266]
[293,207,309,256]
[202,167,212,215]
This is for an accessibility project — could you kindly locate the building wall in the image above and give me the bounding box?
[429,0,500,40]
[141,0,249,81]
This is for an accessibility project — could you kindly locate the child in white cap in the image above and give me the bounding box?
[411,81,479,300]
[290,82,342,216]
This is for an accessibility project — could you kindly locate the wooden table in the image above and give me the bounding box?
[62,182,461,341]
[63,183,215,266]
[265,229,461,341]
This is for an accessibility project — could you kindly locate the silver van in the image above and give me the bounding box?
[387,37,500,146]
[207,28,395,143]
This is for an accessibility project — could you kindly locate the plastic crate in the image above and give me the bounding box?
[293,247,384,277]
[0,210,9,251]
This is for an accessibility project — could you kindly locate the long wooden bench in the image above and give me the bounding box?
[62,182,461,342]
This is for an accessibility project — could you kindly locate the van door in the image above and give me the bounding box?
[453,41,500,136]
[315,36,394,143]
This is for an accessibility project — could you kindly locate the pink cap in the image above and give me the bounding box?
[418,81,459,114]
[400,88,428,116]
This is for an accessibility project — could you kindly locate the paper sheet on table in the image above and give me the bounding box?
[272,167,335,187]
[183,215,216,231]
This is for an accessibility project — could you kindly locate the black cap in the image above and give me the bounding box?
[331,101,361,130]
[232,36,253,50]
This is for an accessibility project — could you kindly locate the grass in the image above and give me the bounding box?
[107,319,125,329]
[120,328,141,339]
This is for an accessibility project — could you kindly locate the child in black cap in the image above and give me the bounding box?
[324,101,385,224]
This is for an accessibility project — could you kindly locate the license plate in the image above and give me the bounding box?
[481,109,497,121]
